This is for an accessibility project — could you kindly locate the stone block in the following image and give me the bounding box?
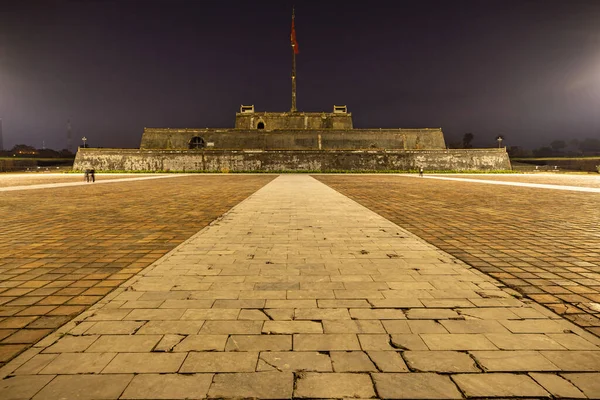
[389,334,429,350]
[0,375,54,400]
[200,320,263,334]
[257,351,332,372]
[471,350,559,371]
[293,334,361,351]
[372,372,462,399]
[85,334,161,352]
[323,320,386,334]
[562,373,600,398]
[43,335,98,353]
[40,352,116,374]
[173,335,228,352]
[294,372,375,398]
[120,373,213,399]
[86,321,145,335]
[180,352,258,372]
[263,321,323,334]
[349,308,405,319]
[485,333,565,350]
[367,350,409,372]
[136,320,203,335]
[420,333,497,350]
[208,372,293,399]
[330,351,376,372]
[452,373,549,397]
[102,353,186,373]
[404,350,480,372]
[529,373,586,399]
[225,335,292,351]
[541,351,600,371]
[32,374,132,400]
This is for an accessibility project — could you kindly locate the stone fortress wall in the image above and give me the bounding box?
[140,128,447,151]
[74,148,511,172]
[74,105,512,172]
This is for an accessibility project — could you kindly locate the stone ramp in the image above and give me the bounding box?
[1,174,599,399]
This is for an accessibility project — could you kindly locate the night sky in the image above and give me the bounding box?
[1,0,599,151]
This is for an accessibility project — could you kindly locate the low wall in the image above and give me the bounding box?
[514,158,600,172]
[74,149,511,172]
[0,159,38,172]
[139,128,447,150]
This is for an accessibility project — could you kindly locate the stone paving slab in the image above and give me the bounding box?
[315,174,600,336]
[0,175,598,398]
[0,175,275,366]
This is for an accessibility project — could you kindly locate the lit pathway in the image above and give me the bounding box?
[0,174,185,192]
[405,174,600,193]
[1,175,599,399]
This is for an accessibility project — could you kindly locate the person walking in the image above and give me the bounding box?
[419,167,424,177]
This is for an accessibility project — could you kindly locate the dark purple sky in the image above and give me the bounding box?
[1,0,599,150]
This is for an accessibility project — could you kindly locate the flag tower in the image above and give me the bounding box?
[290,7,299,113]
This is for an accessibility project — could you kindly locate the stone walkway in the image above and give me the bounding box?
[1,175,598,399]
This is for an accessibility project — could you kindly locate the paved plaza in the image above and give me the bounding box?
[317,174,600,337]
[0,173,599,399]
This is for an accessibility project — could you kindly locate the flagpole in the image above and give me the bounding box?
[291,7,297,113]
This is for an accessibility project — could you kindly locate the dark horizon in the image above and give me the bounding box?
[1,0,600,151]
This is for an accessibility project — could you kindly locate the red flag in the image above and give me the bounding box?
[291,14,299,54]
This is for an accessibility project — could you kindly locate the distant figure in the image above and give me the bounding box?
[419,167,424,177]
[90,169,96,182]
[84,169,90,182]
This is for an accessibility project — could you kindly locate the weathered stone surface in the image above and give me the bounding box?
[102,353,185,373]
[75,148,510,173]
[485,333,564,350]
[0,375,54,400]
[85,334,161,353]
[420,333,497,350]
[471,350,559,372]
[173,335,228,352]
[389,334,429,350]
[262,321,322,334]
[180,352,258,372]
[562,373,600,398]
[258,351,332,372]
[324,320,386,334]
[294,372,376,398]
[373,372,462,399]
[225,335,291,351]
[529,373,586,399]
[293,334,361,351]
[43,335,98,353]
[120,373,213,399]
[367,351,409,372]
[330,351,377,372]
[40,352,116,374]
[541,351,600,371]
[32,374,133,400]
[452,373,550,397]
[208,372,293,399]
[404,351,480,373]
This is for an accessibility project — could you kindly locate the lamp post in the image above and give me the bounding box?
[82,137,87,148]
[496,136,503,149]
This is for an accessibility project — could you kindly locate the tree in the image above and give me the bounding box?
[462,133,474,149]
[579,138,600,154]
[550,140,567,152]
[533,146,553,157]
